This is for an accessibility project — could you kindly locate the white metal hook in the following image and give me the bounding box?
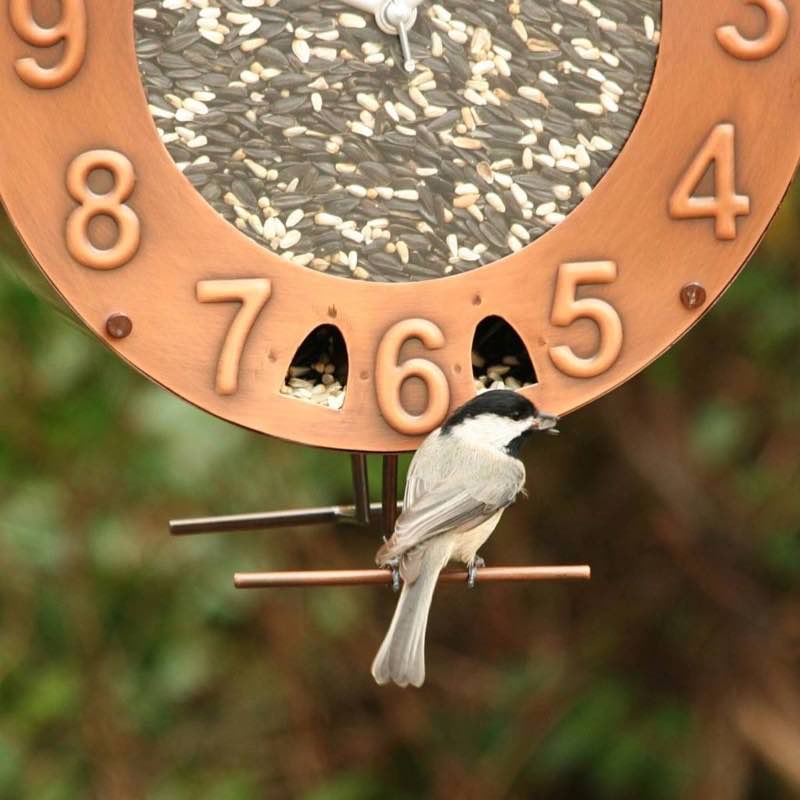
[339,0,425,72]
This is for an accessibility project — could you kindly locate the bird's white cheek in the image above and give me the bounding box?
[516,419,535,436]
[455,414,533,450]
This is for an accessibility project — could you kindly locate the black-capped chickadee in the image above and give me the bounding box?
[372,390,559,688]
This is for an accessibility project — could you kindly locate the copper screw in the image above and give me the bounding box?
[680,282,707,310]
[106,313,133,339]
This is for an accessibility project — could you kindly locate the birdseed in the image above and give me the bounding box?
[135,0,661,282]
[471,315,537,393]
[280,324,348,410]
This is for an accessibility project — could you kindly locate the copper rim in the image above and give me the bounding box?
[0,1,797,452]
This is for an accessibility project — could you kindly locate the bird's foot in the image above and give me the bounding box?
[386,558,401,593]
[467,556,486,588]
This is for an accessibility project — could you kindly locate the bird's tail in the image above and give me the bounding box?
[371,538,452,688]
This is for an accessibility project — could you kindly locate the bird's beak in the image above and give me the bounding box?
[532,413,560,435]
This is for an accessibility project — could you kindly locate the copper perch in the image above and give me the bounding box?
[234,565,591,589]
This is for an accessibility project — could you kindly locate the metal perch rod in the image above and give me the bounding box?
[235,565,592,589]
[169,501,402,536]
[170,454,591,594]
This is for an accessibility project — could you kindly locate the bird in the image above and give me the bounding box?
[371,390,559,688]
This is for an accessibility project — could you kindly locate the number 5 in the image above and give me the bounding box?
[549,261,623,379]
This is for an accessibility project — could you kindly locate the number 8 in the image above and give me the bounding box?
[65,150,141,271]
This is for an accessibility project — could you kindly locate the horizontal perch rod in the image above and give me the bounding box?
[170,501,402,536]
[234,565,592,589]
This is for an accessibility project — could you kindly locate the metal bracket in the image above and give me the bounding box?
[169,452,591,589]
[170,453,400,537]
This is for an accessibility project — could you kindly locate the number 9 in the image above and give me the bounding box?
[10,0,87,89]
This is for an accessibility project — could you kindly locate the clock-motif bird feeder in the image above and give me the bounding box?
[0,0,797,590]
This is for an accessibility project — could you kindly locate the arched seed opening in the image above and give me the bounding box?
[471,315,537,394]
[281,325,348,411]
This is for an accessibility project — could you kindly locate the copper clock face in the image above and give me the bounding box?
[0,0,797,452]
[134,0,661,281]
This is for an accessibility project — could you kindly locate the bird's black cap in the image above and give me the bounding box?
[442,390,537,433]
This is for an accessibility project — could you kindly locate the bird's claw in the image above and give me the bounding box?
[467,556,486,588]
[387,558,401,593]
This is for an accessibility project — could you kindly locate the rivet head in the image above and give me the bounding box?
[680,282,707,310]
[106,313,133,340]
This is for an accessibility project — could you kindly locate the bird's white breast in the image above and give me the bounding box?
[450,511,504,565]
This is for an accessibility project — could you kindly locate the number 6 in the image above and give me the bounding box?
[549,261,623,379]
[376,319,450,436]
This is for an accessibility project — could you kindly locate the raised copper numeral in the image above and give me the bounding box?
[375,319,450,436]
[9,0,87,89]
[669,124,750,241]
[549,261,623,379]
[197,279,272,396]
[717,0,789,60]
[65,150,141,270]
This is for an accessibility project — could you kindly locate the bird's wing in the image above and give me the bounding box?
[387,452,524,556]
[401,431,438,509]
[390,489,498,550]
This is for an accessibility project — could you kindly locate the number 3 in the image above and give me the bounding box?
[717,0,789,60]
[10,0,87,89]
[549,261,623,379]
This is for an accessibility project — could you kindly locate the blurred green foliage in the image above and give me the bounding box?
[0,186,799,799]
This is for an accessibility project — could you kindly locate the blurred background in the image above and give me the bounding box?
[0,184,798,800]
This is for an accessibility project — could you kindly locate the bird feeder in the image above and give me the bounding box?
[0,0,797,589]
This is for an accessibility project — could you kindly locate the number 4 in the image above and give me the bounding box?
[669,124,750,241]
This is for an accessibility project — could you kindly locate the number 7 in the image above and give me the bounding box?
[197,278,272,396]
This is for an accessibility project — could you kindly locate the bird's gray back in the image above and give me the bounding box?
[387,429,526,558]
[405,429,525,508]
